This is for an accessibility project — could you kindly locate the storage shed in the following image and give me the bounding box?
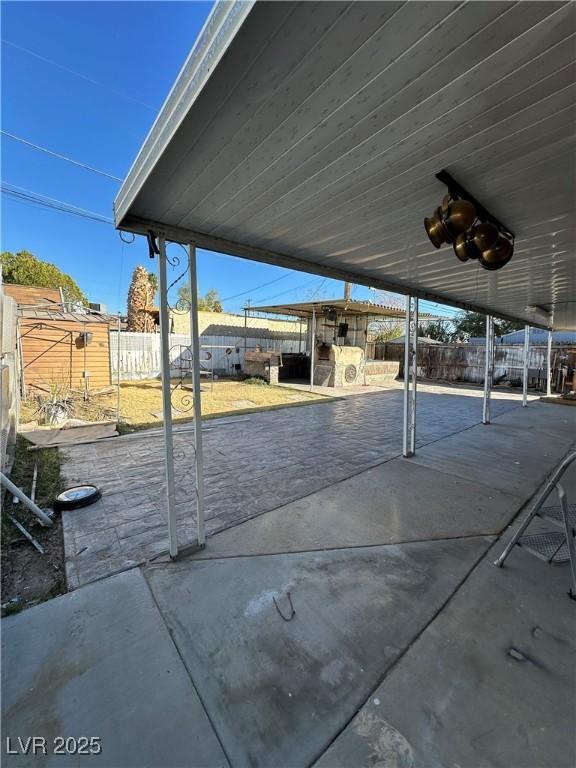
[18,306,114,395]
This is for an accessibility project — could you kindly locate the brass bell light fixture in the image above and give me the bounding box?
[424,207,450,248]
[442,196,477,237]
[478,232,514,271]
[453,232,481,262]
[424,170,514,272]
[472,222,499,252]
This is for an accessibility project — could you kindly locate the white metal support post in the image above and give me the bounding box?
[403,296,411,457]
[482,315,493,425]
[546,329,553,397]
[187,244,205,547]
[522,324,530,407]
[157,236,178,558]
[410,298,419,455]
[310,304,316,391]
[116,313,121,422]
[403,296,417,457]
[243,308,248,359]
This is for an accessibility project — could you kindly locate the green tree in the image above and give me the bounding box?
[1,250,87,305]
[373,324,403,342]
[419,321,452,343]
[177,285,223,312]
[451,311,522,341]
[147,272,158,296]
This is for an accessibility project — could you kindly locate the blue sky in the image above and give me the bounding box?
[1,1,454,317]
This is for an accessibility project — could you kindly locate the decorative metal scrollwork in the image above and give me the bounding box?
[169,344,194,413]
[165,244,191,314]
[161,243,195,413]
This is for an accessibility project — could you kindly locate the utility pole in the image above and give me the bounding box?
[344,282,351,301]
[244,298,251,358]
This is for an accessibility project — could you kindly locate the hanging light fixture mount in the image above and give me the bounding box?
[424,170,515,271]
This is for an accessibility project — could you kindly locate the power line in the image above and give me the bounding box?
[1,130,123,181]
[2,39,157,111]
[250,277,322,306]
[221,271,291,302]
[308,277,327,300]
[2,182,114,225]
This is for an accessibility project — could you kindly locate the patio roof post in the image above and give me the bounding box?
[243,307,248,361]
[522,324,530,407]
[410,298,419,455]
[403,295,417,458]
[482,315,493,425]
[116,312,121,422]
[157,236,178,558]
[187,244,205,547]
[310,304,316,391]
[546,329,553,397]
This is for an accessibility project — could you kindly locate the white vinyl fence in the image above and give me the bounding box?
[0,287,19,470]
[110,331,304,381]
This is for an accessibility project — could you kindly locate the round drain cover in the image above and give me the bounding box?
[53,485,101,512]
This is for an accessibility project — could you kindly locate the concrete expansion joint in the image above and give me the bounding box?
[140,570,234,767]
[308,540,493,766]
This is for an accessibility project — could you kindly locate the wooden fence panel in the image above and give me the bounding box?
[376,341,575,386]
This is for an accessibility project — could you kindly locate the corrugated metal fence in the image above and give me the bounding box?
[0,287,19,470]
[110,330,304,380]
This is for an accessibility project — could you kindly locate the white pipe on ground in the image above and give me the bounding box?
[0,472,53,526]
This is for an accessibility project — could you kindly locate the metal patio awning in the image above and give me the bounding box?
[247,298,415,320]
[115,0,576,330]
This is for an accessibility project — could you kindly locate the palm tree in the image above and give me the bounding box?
[127,266,156,332]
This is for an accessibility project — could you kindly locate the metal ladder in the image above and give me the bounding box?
[494,450,576,599]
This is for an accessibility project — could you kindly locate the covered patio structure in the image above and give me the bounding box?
[3,3,575,767]
[113,0,575,556]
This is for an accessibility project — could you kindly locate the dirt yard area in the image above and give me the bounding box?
[1,437,66,616]
[20,378,330,430]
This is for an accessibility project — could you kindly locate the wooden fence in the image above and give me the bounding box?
[376,342,576,386]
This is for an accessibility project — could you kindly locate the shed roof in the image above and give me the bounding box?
[3,284,61,306]
[248,298,425,319]
[18,306,115,325]
[114,1,576,330]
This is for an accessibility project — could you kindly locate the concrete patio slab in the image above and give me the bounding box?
[145,537,491,768]
[408,412,575,496]
[194,457,522,559]
[315,535,576,768]
[1,569,228,768]
[190,402,573,560]
[61,383,525,588]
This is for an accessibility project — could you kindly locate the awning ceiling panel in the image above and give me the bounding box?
[115,1,576,329]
